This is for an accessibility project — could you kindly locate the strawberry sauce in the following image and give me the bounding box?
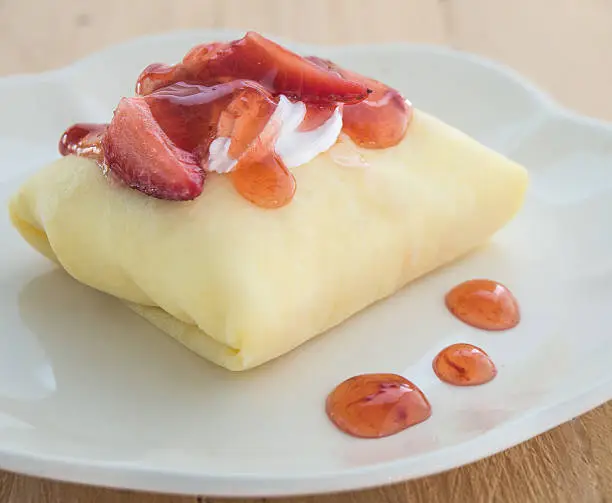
[58,123,106,160]
[445,279,520,331]
[59,32,411,206]
[326,374,431,438]
[433,343,497,386]
[325,277,520,436]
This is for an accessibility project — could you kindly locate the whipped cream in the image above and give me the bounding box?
[207,95,342,173]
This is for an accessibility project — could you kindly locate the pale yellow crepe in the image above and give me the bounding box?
[9,110,528,370]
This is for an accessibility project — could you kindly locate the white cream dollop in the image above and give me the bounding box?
[207,95,342,173]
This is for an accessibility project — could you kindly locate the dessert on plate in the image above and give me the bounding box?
[9,32,528,371]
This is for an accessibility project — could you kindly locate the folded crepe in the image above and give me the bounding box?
[9,109,528,370]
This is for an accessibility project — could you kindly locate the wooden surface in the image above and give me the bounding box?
[1,0,611,501]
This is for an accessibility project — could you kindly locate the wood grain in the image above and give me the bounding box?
[1,0,611,501]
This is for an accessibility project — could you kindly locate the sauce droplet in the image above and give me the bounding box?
[231,154,296,209]
[445,279,520,331]
[326,373,431,438]
[59,123,107,160]
[433,343,497,386]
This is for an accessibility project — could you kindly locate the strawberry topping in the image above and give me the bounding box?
[102,97,204,201]
[135,63,191,97]
[143,80,273,155]
[137,32,369,105]
[60,32,412,206]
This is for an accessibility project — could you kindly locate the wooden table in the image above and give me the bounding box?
[1,1,611,501]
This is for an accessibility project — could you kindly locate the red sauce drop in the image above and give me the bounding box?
[433,343,497,386]
[445,279,520,331]
[58,123,106,160]
[326,373,431,438]
[231,154,296,209]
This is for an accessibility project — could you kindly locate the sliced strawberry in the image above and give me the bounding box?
[182,42,225,68]
[58,123,107,160]
[144,82,233,153]
[307,56,411,148]
[135,62,190,96]
[144,80,276,161]
[102,97,204,200]
[203,32,369,104]
[138,33,368,104]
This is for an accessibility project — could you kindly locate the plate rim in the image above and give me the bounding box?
[1,29,612,497]
[1,375,610,497]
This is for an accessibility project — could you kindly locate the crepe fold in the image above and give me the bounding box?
[9,110,528,370]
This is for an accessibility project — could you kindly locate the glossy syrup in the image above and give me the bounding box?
[231,154,296,209]
[58,123,106,160]
[445,279,520,331]
[326,373,432,438]
[433,343,497,386]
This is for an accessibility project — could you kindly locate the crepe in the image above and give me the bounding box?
[9,109,528,370]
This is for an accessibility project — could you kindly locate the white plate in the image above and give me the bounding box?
[1,29,611,498]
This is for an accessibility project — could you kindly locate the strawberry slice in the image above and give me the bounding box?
[136,32,368,104]
[191,32,369,104]
[102,97,205,200]
[182,42,225,68]
[135,62,191,96]
[135,43,228,96]
[307,56,411,148]
[144,80,276,162]
[144,81,235,153]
